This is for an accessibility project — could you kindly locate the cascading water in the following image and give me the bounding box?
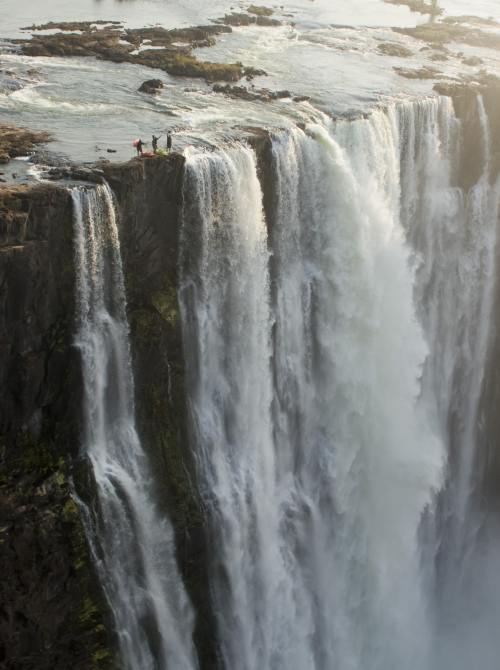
[399,96,500,670]
[180,95,500,670]
[71,184,197,670]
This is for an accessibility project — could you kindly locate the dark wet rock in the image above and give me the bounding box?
[293,94,311,102]
[377,42,413,57]
[0,153,9,164]
[138,78,164,94]
[384,0,442,15]
[213,83,261,100]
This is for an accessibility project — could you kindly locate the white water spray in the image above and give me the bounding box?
[72,184,197,670]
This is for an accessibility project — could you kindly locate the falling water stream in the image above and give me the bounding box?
[71,184,197,670]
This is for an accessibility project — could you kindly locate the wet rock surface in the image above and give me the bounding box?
[138,78,164,94]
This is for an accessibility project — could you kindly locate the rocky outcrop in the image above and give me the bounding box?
[212,83,290,102]
[0,124,51,166]
[138,78,164,94]
[17,21,258,83]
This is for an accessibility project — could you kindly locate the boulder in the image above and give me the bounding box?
[138,78,164,94]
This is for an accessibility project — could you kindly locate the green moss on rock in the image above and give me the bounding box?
[152,283,179,328]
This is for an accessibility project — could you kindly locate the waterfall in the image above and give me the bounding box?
[180,108,442,669]
[180,95,500,670]
[71,184,197,670]
[400,96,500,670]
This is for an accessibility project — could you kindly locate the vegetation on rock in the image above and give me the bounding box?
[18,20,269,82]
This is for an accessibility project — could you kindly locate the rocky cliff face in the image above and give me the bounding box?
[0,184,112,669]
[0,155,219,669]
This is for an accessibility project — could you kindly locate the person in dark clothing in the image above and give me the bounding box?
[152,134,161,152]
[136,139,143,156]
[167,131,172,152]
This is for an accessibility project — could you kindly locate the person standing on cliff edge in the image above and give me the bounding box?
[167,131,172,153]
[152,134,161,152]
